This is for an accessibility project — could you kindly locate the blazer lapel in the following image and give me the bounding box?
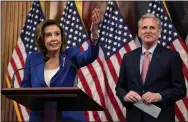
[134,48,143,87]
[36,55,48,87]
[144,44,161,86]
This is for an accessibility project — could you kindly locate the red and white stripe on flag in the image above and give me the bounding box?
[147,1,188,121]
[6,1,45,121]
[60,1,138,121]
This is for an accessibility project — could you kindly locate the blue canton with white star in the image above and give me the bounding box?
[60,1,88,49]
[147,0,179,47]
[99,1,134,59]
[20,1,44,54]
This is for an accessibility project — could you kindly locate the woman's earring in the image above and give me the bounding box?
[41,43,46,50]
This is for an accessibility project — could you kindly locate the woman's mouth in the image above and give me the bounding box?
[144,35,152,38]
[50,43,59,48]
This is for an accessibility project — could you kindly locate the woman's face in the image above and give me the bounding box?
[44,25,62,53]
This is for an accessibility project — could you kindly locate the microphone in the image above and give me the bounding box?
[64,57,78,87]
[72,62,78,87]
[11,56,50,88]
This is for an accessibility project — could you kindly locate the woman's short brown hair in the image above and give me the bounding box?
[35,19,67,54]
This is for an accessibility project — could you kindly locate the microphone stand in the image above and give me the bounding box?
[11,56,50,88]
[11,68,24,88]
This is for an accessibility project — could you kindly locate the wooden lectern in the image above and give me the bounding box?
[2,87,103,122]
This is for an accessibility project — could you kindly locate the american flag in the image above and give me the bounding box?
[60,2,88,48]
[6,1,44,121]
[61,1,137,121]
[98,1,137,121]
[186,35,188,48]
[147,0,188,121]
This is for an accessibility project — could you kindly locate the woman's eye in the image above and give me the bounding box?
[55,32,60,36]
[45,33,51,37]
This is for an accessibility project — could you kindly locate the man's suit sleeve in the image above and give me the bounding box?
[115,54,132,108]
[159,52,186,105]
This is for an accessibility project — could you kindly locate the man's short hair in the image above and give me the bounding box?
[138,13,161,30]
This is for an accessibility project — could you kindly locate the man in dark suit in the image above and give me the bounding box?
[115,13,186,122]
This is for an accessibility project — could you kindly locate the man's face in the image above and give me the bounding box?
[138,18,160,46]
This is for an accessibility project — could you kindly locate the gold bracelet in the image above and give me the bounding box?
[90,33,99,40]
